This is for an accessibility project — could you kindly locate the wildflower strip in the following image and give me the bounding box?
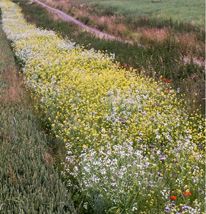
[0,0,205,213]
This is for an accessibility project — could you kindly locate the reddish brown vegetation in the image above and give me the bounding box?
[141,28,169,42]
[0,69,23,103]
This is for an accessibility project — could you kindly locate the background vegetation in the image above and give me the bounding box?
[13,0,205,113]
[79,0,205,26]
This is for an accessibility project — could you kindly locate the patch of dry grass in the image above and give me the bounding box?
[0,69,23,103]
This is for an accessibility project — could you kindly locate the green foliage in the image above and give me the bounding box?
[0,15,15,71]
[80,0,205,26]
[0,104,75,213]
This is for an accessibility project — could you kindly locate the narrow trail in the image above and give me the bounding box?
[32,0,123,42]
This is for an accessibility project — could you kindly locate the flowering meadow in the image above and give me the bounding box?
[0,0,205,213]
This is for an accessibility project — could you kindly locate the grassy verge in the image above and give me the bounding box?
[76,0,205,26]
[0,17,75,213]
[12,0,205,113]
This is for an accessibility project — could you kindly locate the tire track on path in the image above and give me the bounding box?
[32,0,123,41]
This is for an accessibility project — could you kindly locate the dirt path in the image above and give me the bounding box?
[32,0,123,41]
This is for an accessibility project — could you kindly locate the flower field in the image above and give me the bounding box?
[0,0,205,213]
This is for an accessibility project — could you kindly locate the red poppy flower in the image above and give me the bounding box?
[164,78,172,84]
[183,191,192,197]
[161,77,172,84]
[170,195,177,201]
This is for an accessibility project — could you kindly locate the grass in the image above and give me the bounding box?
[78,0,205,26]
[0,16,75,213]
[12,0,205,113]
